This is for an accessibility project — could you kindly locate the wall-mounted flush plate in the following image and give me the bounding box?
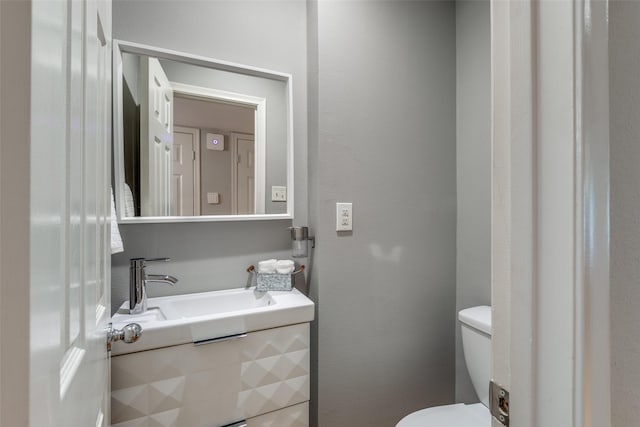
[272,186,287,202]
[336,202,352,231]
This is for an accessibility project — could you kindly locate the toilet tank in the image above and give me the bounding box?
[458,306,491,408]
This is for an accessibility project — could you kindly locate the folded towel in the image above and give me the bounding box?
[257,259,277,274]
[110,188,124,254]
[276,259,295,274]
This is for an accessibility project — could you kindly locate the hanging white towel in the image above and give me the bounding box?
[111,188,124,254]
[123,183,135,217]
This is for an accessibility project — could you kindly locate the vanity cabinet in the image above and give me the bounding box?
[111,323,310,427]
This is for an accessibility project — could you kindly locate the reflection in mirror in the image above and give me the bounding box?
[114,41,293,222]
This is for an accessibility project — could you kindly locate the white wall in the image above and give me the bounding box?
[610,0,640,424]
[454,0,491,404]
[308,1,457,425]
[111,0,307,312]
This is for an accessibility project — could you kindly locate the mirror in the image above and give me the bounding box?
[113,40,293,223]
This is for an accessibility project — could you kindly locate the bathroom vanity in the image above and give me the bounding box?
[110,288,314,427]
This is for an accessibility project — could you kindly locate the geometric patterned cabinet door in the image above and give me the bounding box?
[247,402,308,427]
[111,323,310,427]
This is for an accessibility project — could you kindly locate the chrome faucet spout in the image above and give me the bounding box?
[146,274,178,285]
[129,258,178,314]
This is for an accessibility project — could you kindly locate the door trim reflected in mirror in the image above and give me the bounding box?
[113,39,294,223]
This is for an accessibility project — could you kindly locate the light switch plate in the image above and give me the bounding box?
[207,192,220,204]
[336,202,352,231]
[272,186,287,202]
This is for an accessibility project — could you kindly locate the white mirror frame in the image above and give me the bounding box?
[113,39,294,223]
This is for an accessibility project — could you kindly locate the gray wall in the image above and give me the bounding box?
[610,1,640,424]
[174,96,254,134]
[197,128,233,215]
[111,0,307,312]
[454,0,491,404]
[308,2,457,426]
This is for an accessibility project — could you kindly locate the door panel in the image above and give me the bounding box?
[141,57,173,216]
[491,1,611,425]
[29,0,112,426]
[234,134,255,215]
[172,126,199,216]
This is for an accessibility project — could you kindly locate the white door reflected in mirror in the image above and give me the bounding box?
[113,40,293,223]
[172,126,199,216]
[141,57,173,216]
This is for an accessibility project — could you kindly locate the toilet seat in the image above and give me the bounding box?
[396,403,491,426]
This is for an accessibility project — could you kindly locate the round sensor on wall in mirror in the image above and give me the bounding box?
[206,133,225,151]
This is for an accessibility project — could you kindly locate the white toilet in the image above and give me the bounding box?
[397,306,492,426]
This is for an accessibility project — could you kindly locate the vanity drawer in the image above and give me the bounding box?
[111,323,310,427]
[247,401,309,427]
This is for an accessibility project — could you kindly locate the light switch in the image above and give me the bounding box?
[272,186,287,202]
[336,202,352,231]
[207,192,220,204]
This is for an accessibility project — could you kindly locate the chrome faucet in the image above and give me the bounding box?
[129,258,178,314]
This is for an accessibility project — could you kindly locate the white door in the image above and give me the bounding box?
[232,133,255,215]
[141,57,173,216]
[491,0,610,426]
[29,0,113,426]
[172,126,200,216]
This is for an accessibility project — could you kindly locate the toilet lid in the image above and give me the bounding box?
[396,403,491,427]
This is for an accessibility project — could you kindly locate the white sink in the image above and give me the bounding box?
[111,287,314,356]
[160,288,275,319]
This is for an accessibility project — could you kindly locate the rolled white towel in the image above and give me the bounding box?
[276,259,295,274]
[257,259,277,274]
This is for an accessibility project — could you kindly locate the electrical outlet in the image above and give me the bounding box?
[336,202,353,231]
[272,186,287,202]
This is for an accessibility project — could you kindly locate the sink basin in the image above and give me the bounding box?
[159,288,275,320]
[111,287,314,356]
[114,307,167,323]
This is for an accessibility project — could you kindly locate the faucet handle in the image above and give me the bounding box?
[129,257,171,269]
[145,257,170,263]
